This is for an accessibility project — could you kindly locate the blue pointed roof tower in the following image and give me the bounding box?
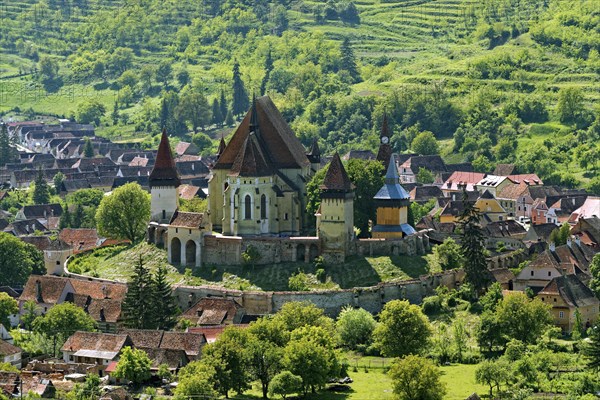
[374,154,410,203]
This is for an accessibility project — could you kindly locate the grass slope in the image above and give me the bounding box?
[69,242,429,291]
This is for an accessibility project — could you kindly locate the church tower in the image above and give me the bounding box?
[372,154,416,238]
[376,113,393,171]
[316,153,354,263]
[149,129,180,223]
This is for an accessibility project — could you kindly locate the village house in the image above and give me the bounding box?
[180,297,246,326]
[0,339,22,368]
[441,171,486,197]
[61,332,133,376]
[398,155,447,184]
[537,274,599,333]
[571,216,600,250]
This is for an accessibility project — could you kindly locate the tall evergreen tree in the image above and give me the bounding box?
[232,61,249,116]
[225,109,234,126]
[0,123,13,167]
[152,266,179,330]
[73,204,84,228]
[219,90,228,122]
[339,37,360,83]
[160,91,187,135]
[111,100,120,125]
[59,206,71,229]
[122,256,156,329]
[83,137,94,158]
[33,169,50,204]
[458,190,490,293]
[260,49,274,96]
[584,325,600,370]
[212,98,223,127]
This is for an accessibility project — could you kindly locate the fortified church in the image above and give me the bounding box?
[147,96,429,267]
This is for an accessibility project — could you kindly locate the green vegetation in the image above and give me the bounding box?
[69,242,428,291]
[1,0,598,184]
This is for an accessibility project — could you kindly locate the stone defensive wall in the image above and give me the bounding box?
[173,269,465,318]
[202,230,430,265]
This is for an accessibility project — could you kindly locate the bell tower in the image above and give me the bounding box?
[149,129,180,223]
[316,153,354,263]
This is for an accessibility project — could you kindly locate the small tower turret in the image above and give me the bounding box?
[150,129,180,223]
[316,153,354,263]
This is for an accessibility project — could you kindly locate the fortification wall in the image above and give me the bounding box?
[172,269,465,317]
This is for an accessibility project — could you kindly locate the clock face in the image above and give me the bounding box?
[381,136,389,144]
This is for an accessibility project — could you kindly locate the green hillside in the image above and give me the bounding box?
[0,0,599,190]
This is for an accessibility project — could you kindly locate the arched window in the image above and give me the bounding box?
[260,194,267,219]
[244,195,252,220]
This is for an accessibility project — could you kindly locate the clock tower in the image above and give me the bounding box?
[376,113,392,171]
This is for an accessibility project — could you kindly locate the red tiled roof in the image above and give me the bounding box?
[169,211,205,228]
[320,153,353,192]
[214,96,310,170]
[228,133,272,177]
[181,298,243,326]
[61,332,131,353]
[178,184,201,200]
[0,340,21,356]
[20,275,71,304]
[59,228,98,252]
[149,129,180,187]
[443,171,486,192]
[69,279,127,301]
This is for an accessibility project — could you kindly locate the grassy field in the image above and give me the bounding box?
[68,242,429,291]
[229,364,486,399]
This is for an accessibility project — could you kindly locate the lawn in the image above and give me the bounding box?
[229,364,485,399]
[69,242,430,291]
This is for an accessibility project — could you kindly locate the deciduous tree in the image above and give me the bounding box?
[0,293,17,329]
[373,300,431,357]
[269,371,302,400]
[112,346,151,385]
[389,355,446,400]
[0,232,44,285]
[335,306,376,350]
[95,182,150,243]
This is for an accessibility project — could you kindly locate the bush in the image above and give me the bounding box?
[422,296,443,315]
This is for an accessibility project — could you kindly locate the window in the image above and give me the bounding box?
[244,195,252,220]
[260,194,267,219]
[531,270,534,276]
[559,311,564,319]
[162,210,166,220]
[56,261,60,265]
[554,298,557,302]
[548,271,551,277]
[284,213,289,221]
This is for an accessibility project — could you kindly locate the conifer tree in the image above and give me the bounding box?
[339,37,360,83]
[59,206,71,229]
[232,61,249,116]
[225,109,234,126]
[0,123,12,167]
[111,100,120,125]
[458,190,490,293]
[584,325,600,370]
[212,98,223,127]
[122,256,156,329]
[152,265,179,330]
[53,172,65,193]
[33,169,50,204]
[260,49,274,96]
[83,137,94,158]
[73,204,84,228]
[219,90,228,122]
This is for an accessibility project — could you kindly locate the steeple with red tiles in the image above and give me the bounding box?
[150,129,180,188]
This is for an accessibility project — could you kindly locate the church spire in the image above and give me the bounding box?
[320,153,353,193]
[217,135,226,158]
[376,112,392,171]
[149,128,180,188]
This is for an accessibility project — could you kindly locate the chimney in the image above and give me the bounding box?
[35,280,42,302]
[549,242,556,252]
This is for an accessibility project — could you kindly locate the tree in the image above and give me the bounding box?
[335,306,376,350]
[225,109,234,126]
[411,131,439,155]
[219,90,228,122]
[589,254,600,299]
[583,325,600,370]
[33,169,50,204]
[339,37,360,83]
[475,358,512,397]
[494,292,552,344]
[112,346,151,385]
[202,327,249,398]
[458,190,491,292]
[283,326,339,394]
[0,232,44,285]
[176,68,190,88]
[260,49,274,96]
[38,56,61,91]
[177,84,211,133]
[548,222,570,246]
[21,300,38,330]
[557,87,584,124]
[76,100,106,126]
[53,172,65,193]
[232,61,249,116]
[152,265,179,330]
[122,257,156,329]
[0,123,14,167]
[427,237,464,272]
[476,310,505,353]
[246,334,282,398]
[389,355,446,400]
[269,371,302,400]
[175,363,216,400]
[479,282,503,312]
[0,293,17,329]
[274,301,334,333]
[211,98,223,127]
[83,137,94,158]
[155,60,173,88]
[73,374,100,400]
[33,302,96,339]
[373,300,431,357]
[416,167,434,184]
[95,182,150,243]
